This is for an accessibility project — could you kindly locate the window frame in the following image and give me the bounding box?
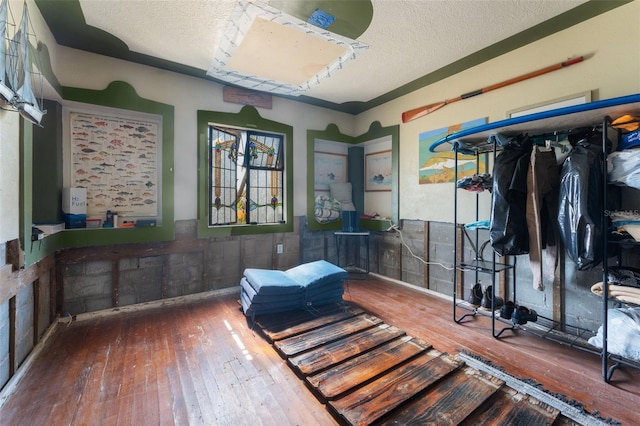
[207,126,285,226]
[197,106,293,237]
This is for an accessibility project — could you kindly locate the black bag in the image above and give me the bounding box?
[557,129,608,270]
[490,134,532,256]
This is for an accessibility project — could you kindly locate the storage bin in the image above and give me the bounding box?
[63,213,87,229]
[86,218,102,229]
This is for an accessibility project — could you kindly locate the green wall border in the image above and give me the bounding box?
[269,0,373,39]
[21,108,67,265]
[49,81,175,250]
[20,116,36,264]
[306,122,399,232]
[35,0,632,115]
[33,42,62,97]
[355,121,399,230]
[196,106,294,237]
[306,124,355,232]
[20,40,64,265]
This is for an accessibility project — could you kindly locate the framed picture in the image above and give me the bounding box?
[418,118,487,184]
[314,151,347,190]
[69,110,160,217]
[507,90,592,118]
[365,150,392,192]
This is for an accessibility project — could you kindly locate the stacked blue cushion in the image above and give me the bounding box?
[285,260,347,289]
[240,260,347,316]
[240,279,302,316]
[240,270,304,316]
[286,260,347,306]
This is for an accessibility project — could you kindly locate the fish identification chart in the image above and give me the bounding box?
[69,111,159,218]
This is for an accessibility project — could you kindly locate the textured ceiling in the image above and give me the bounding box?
[80,1,234,72]
[37,0,610,112]
[302,0,588,104]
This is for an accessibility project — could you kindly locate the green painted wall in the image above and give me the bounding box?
[22,81,175,266]
[32,100,63,224]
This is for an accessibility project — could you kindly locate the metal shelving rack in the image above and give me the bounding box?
[429,94,640,383]
[601,114,640,382]
[451,142,516,339]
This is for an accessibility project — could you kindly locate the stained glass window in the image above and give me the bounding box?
[208,125,284,226]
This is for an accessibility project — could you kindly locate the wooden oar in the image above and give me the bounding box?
[401,56,585,123]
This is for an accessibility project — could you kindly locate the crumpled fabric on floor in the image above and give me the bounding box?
[588,307,640,361]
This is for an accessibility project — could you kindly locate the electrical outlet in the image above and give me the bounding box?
[277,244,283,254]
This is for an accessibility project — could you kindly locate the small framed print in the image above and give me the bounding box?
[365,150,392,192]
[314,151,347,190]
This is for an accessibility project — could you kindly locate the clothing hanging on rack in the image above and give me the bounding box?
[557,128,609,270]
[526,146,560,290]
[490,133,532,256]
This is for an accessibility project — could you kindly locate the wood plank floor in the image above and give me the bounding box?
[254,303,568,425]
[0,276,638,425]
[343,278,640,425]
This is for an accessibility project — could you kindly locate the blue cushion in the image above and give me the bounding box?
[306,294,344,306]
[285,260,347,289]
[240,260,347,317]
[240,288,253,314]
[243,269,304,295]
[240,277,258,299]
[240,288,304,316]
[240,278,302,304]
[305,286,344,300]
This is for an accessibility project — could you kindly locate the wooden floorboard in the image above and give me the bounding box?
[274,313,383,357]
[0,275,638,425]
[328,350,463,425]
[289,324,406,376]
[307,335,431,400]
[460,388,561,426]
[343,278,640,425]
[261,295,575,426]
[375,367,504,426]
[256,304,366,342]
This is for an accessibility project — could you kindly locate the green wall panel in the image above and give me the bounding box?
[23,81,175,266]
[32,100,63,224]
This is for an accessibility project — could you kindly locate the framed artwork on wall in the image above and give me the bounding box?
[365,150,392,192]
[418,117,487,184]
[69,110,161,218]
[314,151,347,191]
